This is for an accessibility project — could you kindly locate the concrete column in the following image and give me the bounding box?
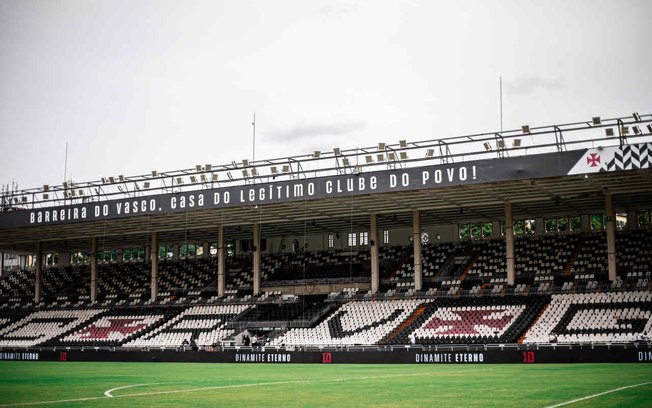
[203,242,210,258]
[581,214,591,232]
[413,210,422,291]
[627,210,638,230]
[217,225,225,297]
[59,252,71,267]
[505,203,515,286]
[151,231,159,300]
[35,243,42,304]
[605,194,617,282]
[90,237,98,302]
[0,252,4,277]
[492,221,502,239]
[145,245,151,263]
[535,217,545,236]
[253,223,261,295]
[370,214,380,293]
[172,245,180,261]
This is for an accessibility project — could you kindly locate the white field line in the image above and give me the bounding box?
[0,368,492,407]
[104,382,170,397]
[544,381,652,408]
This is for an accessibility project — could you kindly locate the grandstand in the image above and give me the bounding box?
[0,113,651,364]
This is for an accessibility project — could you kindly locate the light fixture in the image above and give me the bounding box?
[151,170,157,177]
[388,152,397,160]
[101,177,107,184]
[353,165,363,174]
[63,181,68,188]
[377,154,385,162]
[119,175,125,182]
[109,177,116,183]
[592,117,601,125]
[633,112,641,122]
[399,140,407,148]
[378,142,386,150]
[425,149,434,157]
[190,176,198,183]
[513,138,522,147]
[647,124,652,133]
[313,151,321,158]
[271,166,278,174]
[251,168,258,176]
[621,126,629,135]
[200,175,207,182]
[282,165,290,173]
[365,155,374,164]
[211,174,218,182]
[242,159,249,167]
[399,152,408,160]
[333,148,341,156]
[205,164,212,171]
[522,125,530,133]
[633,126,642,135]
[175,177,184,184]
[342,158,350,166]
[43,185,49,192]
[483,142,492,151]
[78,190,84,196]
[242,169,249,177]
[42,193,49,200]
[497,140,506,149]
[143,182,150,189]
[21,196,27,203]
[195,165,202,172]
[605,128,614,137]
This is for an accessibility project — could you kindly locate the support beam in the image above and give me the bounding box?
[370,214,380,293]
[90,237,98,303]
[505,203,515,286]
[413,210,422,291]
[151,231,159,301]
[217,225,225,297]
[627,210,638,230]
[35,242,42,304]
[605,194,617,282]
[253,223,261,296]
[172,245,180,261]
[535,217,545,236]
[581,214,591,232]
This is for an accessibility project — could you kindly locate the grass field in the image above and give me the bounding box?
[0,362,650,407]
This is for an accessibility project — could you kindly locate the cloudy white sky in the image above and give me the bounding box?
[1,0,650,190]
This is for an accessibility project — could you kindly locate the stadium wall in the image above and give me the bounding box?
[2,346,651,364]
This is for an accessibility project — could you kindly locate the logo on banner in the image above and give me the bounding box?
[420,308,520,337]
[77,318,153,339]
[587,153,601,167]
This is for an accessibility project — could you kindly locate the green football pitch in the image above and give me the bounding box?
[0,362,650,407]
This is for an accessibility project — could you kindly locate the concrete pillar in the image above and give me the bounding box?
[0,252,4,277]
[59,252,71,267]
[151,231,159,300]
[203,242,210,258]
[627,210,638,230]
[172,245,180,261]
[90,237,98,302]
[535,217,545,236]
[505,203,515,286]
[413,210,422,291]
[35,242,42,303]
[605,194,617,282]
[145,245,151,263]
[253,223,261,295]
[492,221,502,239]
[217,225,225,297]
[370,214,380,293]
[581,214,591,232]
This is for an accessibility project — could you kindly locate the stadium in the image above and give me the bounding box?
[1,113,651,406]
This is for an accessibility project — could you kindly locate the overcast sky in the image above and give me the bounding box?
[1,0,650,190]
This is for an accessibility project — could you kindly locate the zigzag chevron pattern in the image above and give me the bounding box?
[600,143,651,172]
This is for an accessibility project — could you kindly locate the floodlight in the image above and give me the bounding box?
[365,155,374,164]
[176,177,184,184]
[522,125,530,133]
[200,175,207,182]
[377,154,385,162]
[78,190,84,196]
[271,166,278,174]
[605,128,614,137]
[633,126,642,135]
[633,112,641,122]
[151,170,157,177]
[378,142,386,150]
[143,182,150,189]
[388,152,397,160]
[399,152,408,160]
[621,126,629,135]
[282,165,290,173]
[399,140,407,148]
[195,165,202,172]
[205,164,212,171]
[21,196,27,203]
[101,177,107,184]
[342,158,350,166]
[63,181,69,188]
[190,176,198,183]
[425,149,434,157]
[251,168,258,176]
[109,177,115,183]
[333,148,341,156]
[483,142,492,151]
[12,198,18,204]
[513,139,522,147]
[497,140,506,149]
[119,175,125,182]
[43,185,49,192]
[211,174,218,182]
[242,159,249,167]
[647,124,652,133]
[242,169,249,177]
[592,117,601,125]
[353,165,363,174]
[313,151,321,158]
[43,193,49,200]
